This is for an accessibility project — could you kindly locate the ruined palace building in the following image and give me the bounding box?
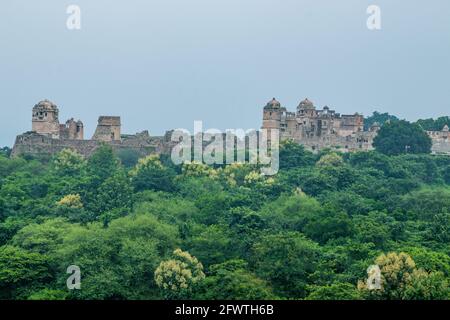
[11,98,450,157]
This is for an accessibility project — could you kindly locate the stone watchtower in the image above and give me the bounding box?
[60,118,84,140]
[92,116,121,141]
[297,98,317,117]
[32,100,60,139]
[262,98,284,133]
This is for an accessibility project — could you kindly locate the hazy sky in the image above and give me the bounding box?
[1,0,449,146]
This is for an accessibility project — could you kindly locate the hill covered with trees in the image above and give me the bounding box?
[0,141,449,300]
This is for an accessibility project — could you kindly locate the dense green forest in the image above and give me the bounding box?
[365,112,450,132]
[1,127,450,300]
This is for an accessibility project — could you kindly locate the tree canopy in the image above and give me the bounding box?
[373,120,432,156]
[0,143,449,300]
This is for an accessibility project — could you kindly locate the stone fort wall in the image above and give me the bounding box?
[10,99,450,158]
[11,131,175,158]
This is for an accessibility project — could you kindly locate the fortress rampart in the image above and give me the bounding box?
[11,100,175,158]
[11,99,450,158]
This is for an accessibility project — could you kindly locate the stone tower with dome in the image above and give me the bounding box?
[32,100,62,139]
[32,100,84,140]
[262,98,285,134]
[11,99,174,158]
[11,98,450,158]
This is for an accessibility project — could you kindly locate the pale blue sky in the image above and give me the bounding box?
[1,0,449,146]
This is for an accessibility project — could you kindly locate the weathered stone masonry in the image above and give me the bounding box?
[11,99,450,158]
[12,100,175,158]
[262,98,380,152]
[261,97,450,154]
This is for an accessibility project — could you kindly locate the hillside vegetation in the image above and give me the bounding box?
[0,141,449,300]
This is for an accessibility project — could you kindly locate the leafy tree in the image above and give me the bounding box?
[348,151,393,174]
[225,207,266,260]
[133,192,197,225]
[87,144,120,183]
[130,155,175,192]
[52,149,86,176]
[259,194,322,232]
[303,210,353,244]
[182,161,217,178]
[426,212,450,243]
[399,187,450,221]
[0,155,26,180]
[364,111,399,130]
[358,252,414,299]
[196,260,275,300]
[1,133,450,301]
[176,175,223,200]
[154,249,205,299]
[279,140,316,170]
[252,232,322,298]
[373,120,432,155]
[319,191,378,216]
[402,269,449,300]
[358,252,449,300]
[219,163,255,187]
[89,171,133,216]
[188,224,234,267]
[443,165,450,184]
[0,216,34,246]
[406,247,450,276]
[116,149,141,168]
[296,170,338,196]
[306,283,361,300]
[193,190,232,225]
[55,194,90,223]
[52,214,178,299]
[352,212,393,249]
[11,218,73,255]
[28,289,68,300]
[316,153,344,168]
[0,245,50,299]
[0,147,12,157]
[415,116,450,131]
[56,194,83,209]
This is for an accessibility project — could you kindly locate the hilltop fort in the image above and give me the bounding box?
[11,99,450,158]
[11,100,174,158]
[262,98,379,152]
[262,97,450,155]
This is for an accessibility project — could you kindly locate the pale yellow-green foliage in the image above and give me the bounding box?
[180,161,274,187]
[221,162,246,175]
[219,163,275,187]
[358,252,415,294]
[53,149,86,174]
[56,194,83,209]
[358,252,449,300]
[402,268,449,300]
[376,252,416,285]
[244,171,263,185]
[130,154,163,176]
[216,163,249,186]
[316,152,344,168]
[154,249,205,294]
[182,161,218,178]
[244,170,275,187]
